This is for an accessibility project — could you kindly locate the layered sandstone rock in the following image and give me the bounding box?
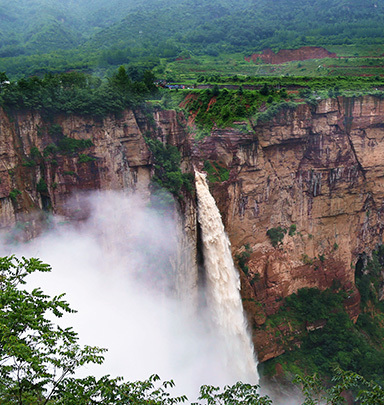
[1,96,383,361]
[189,96,384,360]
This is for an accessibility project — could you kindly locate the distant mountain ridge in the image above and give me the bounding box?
[1,0,384,77]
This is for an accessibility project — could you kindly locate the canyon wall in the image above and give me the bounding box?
[1,96,384,362]
[191,96,384,360]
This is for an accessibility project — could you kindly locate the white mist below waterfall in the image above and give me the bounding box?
[195,170,259,384]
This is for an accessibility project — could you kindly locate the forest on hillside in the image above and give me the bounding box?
[1,0,384,77]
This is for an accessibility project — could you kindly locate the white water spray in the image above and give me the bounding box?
[195,170,259,384]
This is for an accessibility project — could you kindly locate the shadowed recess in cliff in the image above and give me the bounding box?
[0,190,254,400]
[195,170,259,384]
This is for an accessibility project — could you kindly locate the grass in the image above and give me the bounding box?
[161,50,384,83]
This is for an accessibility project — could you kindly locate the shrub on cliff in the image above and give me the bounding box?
[145,137,193,201]
[203,160,229,183]
[266,226,287,247]
[264,284,384,387]
[235,243,253,275]
[255,101,299,124]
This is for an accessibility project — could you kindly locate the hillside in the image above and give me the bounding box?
[0,0,144,57]
[1,0,384,78]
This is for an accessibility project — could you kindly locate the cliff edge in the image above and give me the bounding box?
[0,96,383,362]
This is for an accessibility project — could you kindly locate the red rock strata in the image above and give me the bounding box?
[245,46,337,64]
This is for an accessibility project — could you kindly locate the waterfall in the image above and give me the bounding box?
[195,170,259,384]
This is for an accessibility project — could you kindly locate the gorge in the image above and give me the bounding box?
[1,94,384,375]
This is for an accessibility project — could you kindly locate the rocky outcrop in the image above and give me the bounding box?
[0,108,154,226]
[189,96,384,360]
[1,96,384,362]
[245,46,337,64]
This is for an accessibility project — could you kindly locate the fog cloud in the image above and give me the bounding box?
[0,190,251,400]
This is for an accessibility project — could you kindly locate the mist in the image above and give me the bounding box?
[0,190,254,401]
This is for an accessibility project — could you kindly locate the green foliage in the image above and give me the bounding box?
[30,146,41,159]
[64,170,76,176]
[9,189,21,202]
[55,373,188,404]
[145,137,193,200]
[56,137,93,154]
[260,83,270,96]
[184,88,292,131]
[48,123,63,136]
[203,160,229,183]
[266,226,287,247]
[78,154,96,163]
[211,84,220,97]
[301,254,314,266]
[0,255,193,404]
[288,224,297,236]
[22,158,37,167]
[0,256,106,403]
[294,367,384,405]
[333,242,339,251]
[194,381,272,405]
[254,101,299,124]
[43,143,59,157]
[2,255,384,404]
[264,284,384,386]
[36,178,48,194]
[2,0,384,80]
[235,244,253,275]
[285,288,345,324]
[0,69,157,116]
[355,246,384,309]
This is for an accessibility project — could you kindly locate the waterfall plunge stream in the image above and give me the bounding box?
[195,170,259,384]
[0,179,261,399]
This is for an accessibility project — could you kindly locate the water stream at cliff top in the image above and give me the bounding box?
[195,170,259,384]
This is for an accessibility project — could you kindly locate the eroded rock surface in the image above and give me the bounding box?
[1,96,383,361]
[189,96,384,360]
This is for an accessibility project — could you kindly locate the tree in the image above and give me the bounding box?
[110,66,131,91]
[0,257,265,404]
[212,84,220,97]
[53,374,188,404]
[260,83,270,96]
[2,254,384,404]
[0,256,106,403]
[294,367,384,405]
[194,382,272,405]
[0,255,189,404]
[0,72,9,84]
[143,70,157,93]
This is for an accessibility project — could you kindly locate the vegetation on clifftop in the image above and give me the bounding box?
[0,68,158,116]
[1,0,384,79]
[181,85,297,131]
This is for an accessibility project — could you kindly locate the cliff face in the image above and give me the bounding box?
[190,96,384,360]
[0,96,383,362]
[0,108,153,229]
